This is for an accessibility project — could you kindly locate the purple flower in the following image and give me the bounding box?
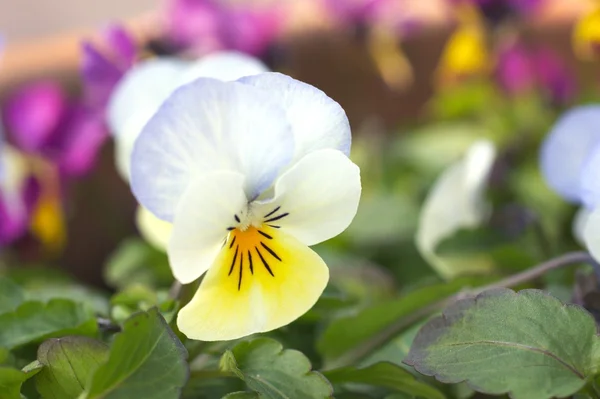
[2,82,67,153]
[495,42,575,103]
[533,47,576,104]
[2,81,108,177]
[496,43,535,94]
[164,0,284,56]
[81,25,137,109]
[164,0,223,52]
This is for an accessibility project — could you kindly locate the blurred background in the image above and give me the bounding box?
[1,0,599,292]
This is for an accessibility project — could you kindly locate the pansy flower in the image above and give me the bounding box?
[130,72,361,340]
[539,106,600,255]
[108,51,269,250]
[1,25,136,177]
[163,0,285,56]
[573,5,600,60]
[416,140,496,279]
[496,42,576,103]
[0,132,40,247]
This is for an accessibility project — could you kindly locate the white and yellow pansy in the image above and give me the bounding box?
[416,140,496,279]
[107,51,269,250]
[129,72,361,341]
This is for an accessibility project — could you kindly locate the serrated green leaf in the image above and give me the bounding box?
[0,299,97,350]
[84,308,188,399]
[324,362,445,399]
[405,288,600,399]
[35,336,109,399]
[317,278,489,365]
[0,277,24,314]
[0,362,43,399]
[224,338,333,399]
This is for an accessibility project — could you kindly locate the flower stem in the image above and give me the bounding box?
[324,251,593,370]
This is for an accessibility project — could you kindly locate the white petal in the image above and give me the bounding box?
[572,207,592,246]
[107,58,190,139]
[108,58,190,181]
[177,51,269,85]
[252,149,361,246]
[416,140,496,279]
[168,171,248,284]
[131,78,294,221]
[135,206,173,251]
[580,142,600,209]
[583,208,600,262]
[238,72,351,161]
[540,105,600,203]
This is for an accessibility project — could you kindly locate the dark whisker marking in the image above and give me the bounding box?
[238,254,243,291]
[227,227,235,231]
[260,242,282,261]
[264,212,289,223]
[229,236,237,249]
[258,230,273,239]
[255,247,275,277]
[248,250,253,274]
[234,214,241,223]
[228,246,239,276]
[267,224,280,229]
[264,206,281,218]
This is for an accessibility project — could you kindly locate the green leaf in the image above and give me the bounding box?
[0,277,24,314]
[0,362,43,399]
[104,238,172,290]
[0,299,97,350]
[405,288,600,399]
[222,393,259,399]
[324,362,445,399]
[317,278,489,365]
[222,338,333,399]
[84,308,188,399]
[35,337,109,399]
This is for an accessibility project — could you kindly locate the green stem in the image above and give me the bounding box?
[325,251,593,370]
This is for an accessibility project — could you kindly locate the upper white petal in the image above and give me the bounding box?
[416,140,496,279]
[253,149,361,246]
[107,58,191,180]
[168,171,248,284]
[177,51,269,85]
[238,72,351,161]
[107,58,190,139]
[131,78,294,221]
[540,105,600,203]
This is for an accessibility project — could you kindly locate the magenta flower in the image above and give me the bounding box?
[1,25,136,177]
[533,47,576,103]
[81,24,137,109]
[496,42,575,103]
[496,42,535,94]
[163,0,284,56]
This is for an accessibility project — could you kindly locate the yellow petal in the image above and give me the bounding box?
[436,24,490,83]
[177,225,329,341]
[136,206,172,251]
[30,192,66,253]
[367,27,414,91]
[573,7,600,60]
